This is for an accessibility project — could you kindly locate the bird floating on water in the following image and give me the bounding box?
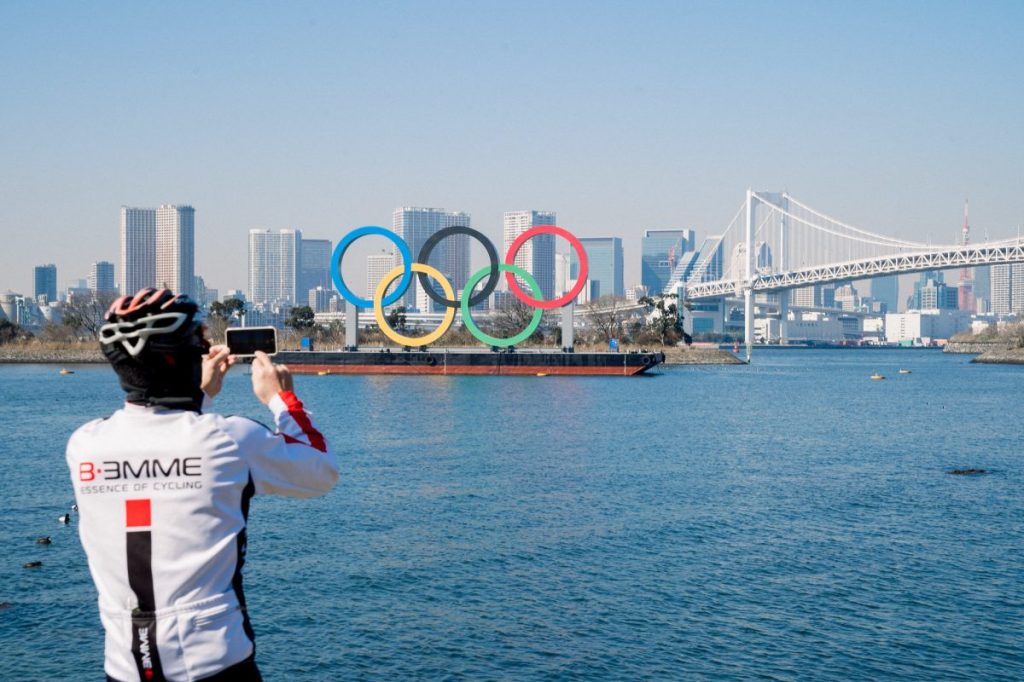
[870,373,885,380]
[36,536,52,545]
[58,513,71,524]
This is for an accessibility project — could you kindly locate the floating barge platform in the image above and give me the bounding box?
[276,349,665,376]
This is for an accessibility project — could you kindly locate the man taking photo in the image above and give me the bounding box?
[67,288,338,681]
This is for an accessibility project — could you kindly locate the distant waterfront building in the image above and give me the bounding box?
[309,286,342,313]
[792,283,836,308]
[625,284,648,302]
[88,261,116,294]
[554,253,570,297]
[503,210,556,300]
[300,238,333,297]
[572,237,624,299]
[248,229,302,305]
[641,229,696,295]
[366,252,396,304]
[155,205,195,297]
[119,207,157,294]
[834,283,861,311]
[192,275,218,308]
[885,309,971,344]
[912,274,958,310]
[34,264,57,303]
[688,236,724,284]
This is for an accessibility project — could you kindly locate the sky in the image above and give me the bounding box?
[1,1,1022,301]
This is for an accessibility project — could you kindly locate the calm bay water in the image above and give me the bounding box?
[1,349,1021,680]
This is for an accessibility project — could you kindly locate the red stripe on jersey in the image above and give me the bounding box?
[278,391,327,453]
[125,499,151,528]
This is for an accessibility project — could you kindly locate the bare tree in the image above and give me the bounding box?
[62,292,119,337]
[584,295,627,343]
[484,299,544,344]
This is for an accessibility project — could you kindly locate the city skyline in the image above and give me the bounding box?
[2,3,1021,298]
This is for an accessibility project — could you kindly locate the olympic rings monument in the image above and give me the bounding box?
[275,225,665,376]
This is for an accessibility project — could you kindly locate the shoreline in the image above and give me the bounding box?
[0,345,745,366]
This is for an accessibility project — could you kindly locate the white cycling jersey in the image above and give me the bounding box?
[66,390,338,682]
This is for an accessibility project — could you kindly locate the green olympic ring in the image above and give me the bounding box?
[460,264,543,347]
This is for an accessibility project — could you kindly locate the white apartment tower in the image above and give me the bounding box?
[249,229,302,305]
[990,263,1024,314]
[503,210,556,300]
[392,207,471,310]
[119,207,156,294]
[155,205,195,297]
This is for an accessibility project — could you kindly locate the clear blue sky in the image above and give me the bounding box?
[1,1,1021,297]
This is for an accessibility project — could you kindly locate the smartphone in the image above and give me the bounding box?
[226,327,278,357]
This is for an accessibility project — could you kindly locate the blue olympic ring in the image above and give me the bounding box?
[330,226,413,309]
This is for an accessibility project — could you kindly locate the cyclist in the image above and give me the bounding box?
[67,288,338,681]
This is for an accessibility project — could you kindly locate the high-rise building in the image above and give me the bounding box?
[391,207,471,310]
[34,264,57,303]
[913,276,958,310]
[119,207,157,294]
[89,261,116,294]
[503,210,556,300]
[973,266,991,311]
[641,229,696,295]
[392,207,446,310]
[156,205,195,296]
[443,212,471,302]
[572,237,624,300]
[870,275,899,313]
[990,263,1024,314]
[248,229,302,305]
[300,238,333,297]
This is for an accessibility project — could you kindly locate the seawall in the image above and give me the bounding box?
[970,347,1024,365]
[662,348,745,365]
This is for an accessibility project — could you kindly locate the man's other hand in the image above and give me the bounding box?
[252,351,292,405]
[201,345,235,399]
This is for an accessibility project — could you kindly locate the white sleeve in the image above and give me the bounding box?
[223,391,339,497]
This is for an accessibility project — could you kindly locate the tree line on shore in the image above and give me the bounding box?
[1,292,705,351]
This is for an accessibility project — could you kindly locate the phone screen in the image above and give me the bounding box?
[226,327,278,356]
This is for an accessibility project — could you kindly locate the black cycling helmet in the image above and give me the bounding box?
[99,288,209,411]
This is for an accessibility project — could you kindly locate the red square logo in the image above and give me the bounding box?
[125,499,151,528]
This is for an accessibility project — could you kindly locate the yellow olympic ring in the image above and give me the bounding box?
[373,263,456,347]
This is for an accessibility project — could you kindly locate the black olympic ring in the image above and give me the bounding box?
[416,226,500,308]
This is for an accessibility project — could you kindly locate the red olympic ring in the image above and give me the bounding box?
[504,225,588,310]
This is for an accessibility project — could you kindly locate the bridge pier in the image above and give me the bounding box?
[744,289,753,362]
[778,294,789,344]
[745,189,754,363]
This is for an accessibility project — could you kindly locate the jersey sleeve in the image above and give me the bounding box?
[223,391,339,497]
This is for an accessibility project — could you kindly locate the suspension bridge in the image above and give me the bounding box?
[658,191,1024,361]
